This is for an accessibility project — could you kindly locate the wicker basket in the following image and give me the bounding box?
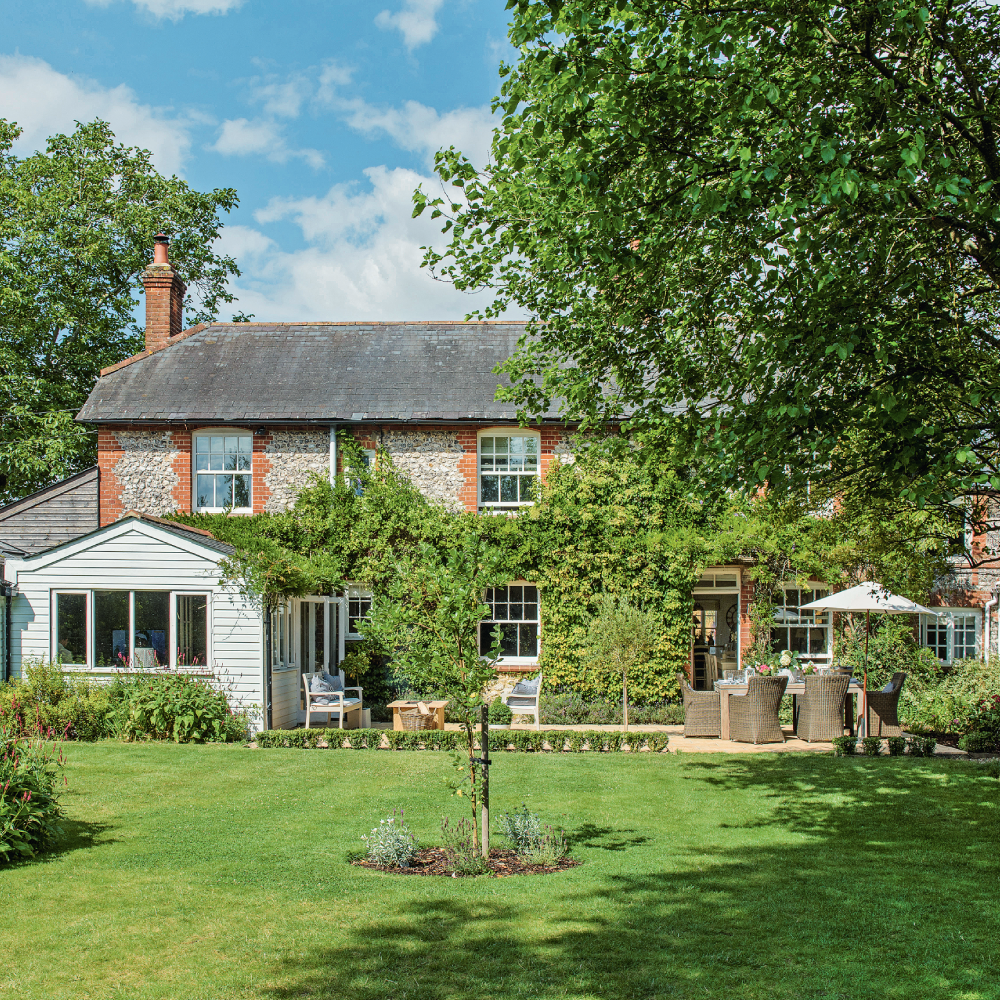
[400,709,435,731]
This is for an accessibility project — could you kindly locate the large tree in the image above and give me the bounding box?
[0,119,246,504]
[415,0,1000,514]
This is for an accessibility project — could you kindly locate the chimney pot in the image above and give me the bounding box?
[153,233,169,265]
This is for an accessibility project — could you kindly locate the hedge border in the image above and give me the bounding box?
[254,728,670,753]
[831,735,937,757]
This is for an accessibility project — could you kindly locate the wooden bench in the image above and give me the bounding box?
[302,671,363,729]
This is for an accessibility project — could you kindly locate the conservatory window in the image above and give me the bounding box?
[770,587,831,660]
[480,585,539,661]
[479,434,539,511]
[53,590,209,669]
[194,433,252,512]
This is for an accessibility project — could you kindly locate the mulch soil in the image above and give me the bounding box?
[353,847,581,877]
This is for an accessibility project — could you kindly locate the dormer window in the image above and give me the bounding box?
[194,433,252,512]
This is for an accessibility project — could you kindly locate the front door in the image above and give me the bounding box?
[297,596,347,725]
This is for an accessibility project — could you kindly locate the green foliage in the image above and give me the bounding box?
[0,733,65,862]
[0,119,244,502]
[899,658,1000,733]
[861,736,884,757]
[887,737,907,757]
[361,809,418,867]
[958,732,997,753]
[908,736,938,757]
[115,673,241,743]
[832,736,858,757]
[963,692,1000,741]
[439,815,489,875]
[416,0,1000,507]
[488,699,513,725]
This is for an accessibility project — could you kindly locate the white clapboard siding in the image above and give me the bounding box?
[272,668,301,730]
[5,519,265,726]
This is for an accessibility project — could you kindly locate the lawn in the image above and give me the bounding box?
[1,744,998,1000]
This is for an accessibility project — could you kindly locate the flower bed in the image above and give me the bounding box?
[353,846,580,877]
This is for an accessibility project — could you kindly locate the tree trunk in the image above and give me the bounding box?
[464,720,479,849]
[480,704,490,859]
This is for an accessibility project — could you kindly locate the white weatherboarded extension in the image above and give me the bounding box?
[4,514,265,725]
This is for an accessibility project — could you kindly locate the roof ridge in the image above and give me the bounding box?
[98,320,530,378]
[120,510,219,541]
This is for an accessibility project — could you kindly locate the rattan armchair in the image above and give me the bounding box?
[795,674,850,743]
[864,672,906,737]
[729,674,788,744]
[677,672,721,737]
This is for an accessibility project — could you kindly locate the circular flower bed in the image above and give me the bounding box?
[353,847,580,877]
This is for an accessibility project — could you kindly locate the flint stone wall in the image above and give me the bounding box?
[265,430,330,512]
[113,429,180,515]
[382,430,465,508]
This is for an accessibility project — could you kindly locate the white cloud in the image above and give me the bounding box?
[0,54,191,174]
[210,118,324,168]
[338,98,494,169]
[84,0,243,20]
[375,0,445,50]
[219,165,517,321]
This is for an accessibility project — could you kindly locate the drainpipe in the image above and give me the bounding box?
[2,581,11,684]
[985,591,997,660]
[263,604,273,731]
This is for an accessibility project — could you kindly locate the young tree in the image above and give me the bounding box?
[415,0,1000,509]
[0,119,247,503]
[583,594,662,731]
[357,531,506,853]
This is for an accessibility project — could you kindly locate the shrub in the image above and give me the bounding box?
[523,826,568,866]
[540,692,683,726]
[497,805,543,853]
[440,816,488,875]
[0,733,65,863]
[886,736,907,756]
[899,658,1000,733]
[115,673,238,743]
[832,736,858,756]
[958,732,998,753]
[362,809,418,867]
[907,736,937,757]
[973,758,1000,779]
[861,736,883,757]
[963,693,1000,742]
[488,699,513,725]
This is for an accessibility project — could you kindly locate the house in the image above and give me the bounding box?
[2,236,996,722]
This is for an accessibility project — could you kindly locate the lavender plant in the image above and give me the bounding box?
[361,808,418,867]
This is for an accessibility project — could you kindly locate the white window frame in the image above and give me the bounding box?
[272,600,295,672]
[477,429,541,512]
[192,428,253,514]
[344,449,377,494]
[346,585,373,640]
[770,584,832,662]
[480,581,540,666]
[51,590,91,667]
[920,608,980,664]
[50,589,212,671]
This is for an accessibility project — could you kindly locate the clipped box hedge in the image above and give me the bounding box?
[254,728,669,753]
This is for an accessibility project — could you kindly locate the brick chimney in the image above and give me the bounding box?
[142,234,186,352]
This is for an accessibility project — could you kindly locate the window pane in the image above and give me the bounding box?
[313,603,325,671]
[195,453,210,471]
[217,475,233,508]
[211,435,223,452]
[134,591,169,668]
[196,436,209,453]
[480,622,498,655]
[176,595,208,667]
[519,623,538,658]
[481,437,494,454]
[716,575,737,587]
[500,476,518,503]
[56,594,87,664]
[509,600,523,621]
[523,602,538,622]
[518,476,537,503]
[523,586,537,604]
[210,453,224,471]
[196,475,215,509]
[480,476,499,503]
[499,623,518,656]
[95,591,129,667]
[770,627,789,652]
[808,628,829,655]
[234,475,251,508]
[493,601,508,621]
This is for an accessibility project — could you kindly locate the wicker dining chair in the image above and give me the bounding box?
[795,674,850,743]
[865,672,907,737]
[729,674,789,744]
[677,672,721,737]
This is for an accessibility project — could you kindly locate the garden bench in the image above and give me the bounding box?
[503,672,543,730]
[302,670,363,729]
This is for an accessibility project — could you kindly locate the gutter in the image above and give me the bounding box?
[263,604,273,732]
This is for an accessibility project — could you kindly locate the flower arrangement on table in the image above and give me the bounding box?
[748,650,817,677]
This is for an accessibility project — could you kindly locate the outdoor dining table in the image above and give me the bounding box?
[714,677,864,741]
[387,699,449,731]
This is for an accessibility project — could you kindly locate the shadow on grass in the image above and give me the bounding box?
[3,819,116,870]
[263,757,1000,1000]
[565,822,651,852]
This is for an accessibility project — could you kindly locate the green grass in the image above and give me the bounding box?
[1,744,998,1000]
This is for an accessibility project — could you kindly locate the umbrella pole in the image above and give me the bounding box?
[860,610,870,738]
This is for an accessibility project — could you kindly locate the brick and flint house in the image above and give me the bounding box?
[0,237,996,719]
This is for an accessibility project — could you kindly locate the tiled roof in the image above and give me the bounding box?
[76,321,559,424]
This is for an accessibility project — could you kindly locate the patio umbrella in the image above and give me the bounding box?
[801,583,937,736]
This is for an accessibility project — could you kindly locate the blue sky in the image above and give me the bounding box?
[1,0,517,320]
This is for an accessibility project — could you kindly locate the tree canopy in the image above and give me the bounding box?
[415,0,1000,512]
[0,119,246,503]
